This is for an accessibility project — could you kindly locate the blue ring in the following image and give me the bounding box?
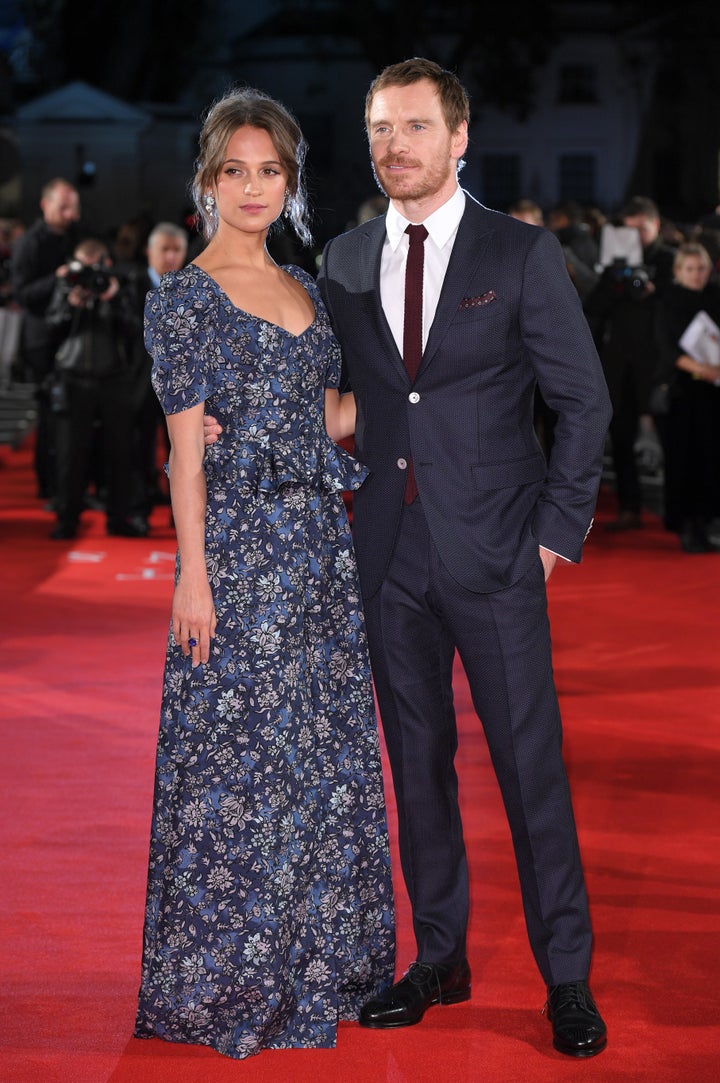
[188,637,198,647]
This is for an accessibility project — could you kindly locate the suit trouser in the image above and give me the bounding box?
[24,344,56,499]
[54,373,133,529]
[603,355,645,515]
[131,373,169,517]
[362,498,593,986]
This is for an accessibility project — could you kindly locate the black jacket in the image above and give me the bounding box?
[10,218,79,352]
[46,276,139,380]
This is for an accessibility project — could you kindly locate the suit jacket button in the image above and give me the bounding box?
[397,457,408,470]
[408,391,420,403]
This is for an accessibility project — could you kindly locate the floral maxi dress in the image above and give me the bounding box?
[134,264,395,1060]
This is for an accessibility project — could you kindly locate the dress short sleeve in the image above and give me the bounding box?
[146,280,211,415]
[324,335,343,390]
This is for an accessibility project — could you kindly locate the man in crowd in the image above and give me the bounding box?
[128,222,188,529]
[11,178,80,500]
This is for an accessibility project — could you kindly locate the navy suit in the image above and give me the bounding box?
[318,193,612,986]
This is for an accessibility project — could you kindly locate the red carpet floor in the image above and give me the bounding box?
[1,440,719,1083]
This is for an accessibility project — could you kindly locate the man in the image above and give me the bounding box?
[584,195,675,531]
[128,222,188,527]
[45,237,141,539]
[508,198,544,226]
[547,201,600,274]
[11,178,80,500]
[319,59,610,1059]
[206,59,611,1057]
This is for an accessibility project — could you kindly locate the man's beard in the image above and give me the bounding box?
[371,156,452,203]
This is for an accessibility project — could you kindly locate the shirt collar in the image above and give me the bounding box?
[385,186,466,251]
[147,266,162,288]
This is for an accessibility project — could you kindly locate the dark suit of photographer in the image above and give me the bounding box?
[125,223,188,527]
[46,241,142,540]
[584,197,675,530]
[10,179,80,500]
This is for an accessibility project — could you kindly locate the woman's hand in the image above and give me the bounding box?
[172,570,216,666]
[165,401,214,666]
[676,352,720,382]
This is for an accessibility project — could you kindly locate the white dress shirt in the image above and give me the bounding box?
[380,186,466,355]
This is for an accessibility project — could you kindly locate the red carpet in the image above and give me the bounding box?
[1,439,718,1082]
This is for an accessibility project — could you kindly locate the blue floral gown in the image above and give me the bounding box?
[135,264,395,1060]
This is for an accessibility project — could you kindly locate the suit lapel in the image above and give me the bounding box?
[362,220,408,382]
[420,200,495,376]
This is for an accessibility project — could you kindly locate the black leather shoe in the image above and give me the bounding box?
[359,960,471,1028]
[50,522,77,540]
[107,517,148,538]
[545,980,607,1057]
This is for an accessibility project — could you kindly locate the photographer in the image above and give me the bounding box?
[585,196,676,531]
[10,178,81,501]
[46,238,143,540]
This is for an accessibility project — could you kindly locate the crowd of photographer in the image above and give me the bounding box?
[6,177,189,540]
[512,195,720,554]
[4,176,720,551]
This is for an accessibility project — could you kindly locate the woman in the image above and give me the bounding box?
[653,242,720,552]
[134,88,395,1060]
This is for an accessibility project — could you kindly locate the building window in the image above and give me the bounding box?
[558,154,596,203]
[558,64,597,104]
[481,154,521,210]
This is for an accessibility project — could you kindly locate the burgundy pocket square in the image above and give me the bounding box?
[459,290,496,309]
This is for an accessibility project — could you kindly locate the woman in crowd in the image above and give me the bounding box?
[134,87,395,1060]
[653,242,720,552]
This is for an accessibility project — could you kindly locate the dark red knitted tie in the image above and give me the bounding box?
[402,224,428,503]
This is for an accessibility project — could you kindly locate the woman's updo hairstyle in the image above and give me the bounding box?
[192,87,312,245]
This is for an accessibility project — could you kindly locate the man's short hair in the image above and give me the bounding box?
[365,57,470,136]
[621,196,660,221]
[41,177,76,201]
[74,237,108,263]
[147,222,188,248]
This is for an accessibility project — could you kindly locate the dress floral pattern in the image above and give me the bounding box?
[135,264,395,1060]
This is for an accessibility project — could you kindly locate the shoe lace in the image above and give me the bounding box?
[407,961,450,1002]
[407,962,437,987]
[543,981,597,1017]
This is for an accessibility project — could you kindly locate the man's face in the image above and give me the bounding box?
[41,184,80,231]
[147,235,187,276]
[623,213,659,248]
[367,78,467,214]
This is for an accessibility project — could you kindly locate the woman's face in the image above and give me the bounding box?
[675,254,711,291]
[212,125,288,237]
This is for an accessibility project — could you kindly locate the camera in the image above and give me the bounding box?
[608,259,650,299]
[597,224,650,300]
[65,259,112,296]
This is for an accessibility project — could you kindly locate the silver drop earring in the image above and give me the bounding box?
[204,193,215,212]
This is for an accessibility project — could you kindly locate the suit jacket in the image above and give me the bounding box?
[318,193,612,598]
